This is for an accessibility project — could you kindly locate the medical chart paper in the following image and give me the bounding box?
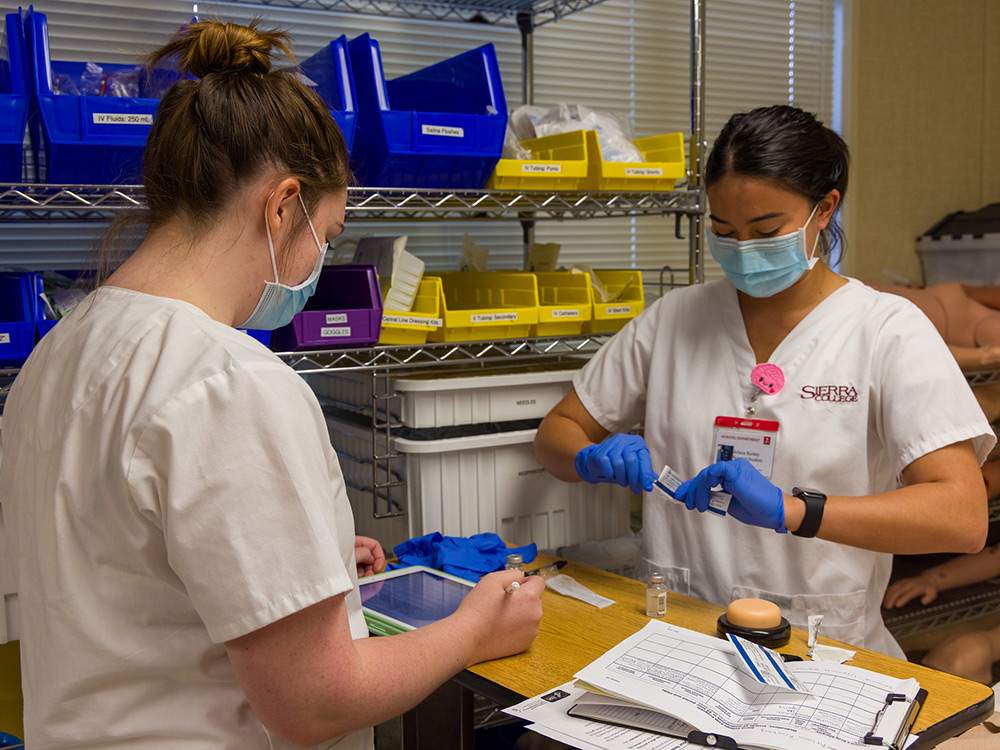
[572,620,920,750]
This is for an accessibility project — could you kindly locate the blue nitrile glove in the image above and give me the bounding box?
[575,433,656,495]
[674,458,786,532]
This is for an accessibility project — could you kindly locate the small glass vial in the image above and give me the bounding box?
[505,553,524,572]
[646,572,667,618]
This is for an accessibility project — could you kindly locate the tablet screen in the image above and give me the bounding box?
[360,570,472,629]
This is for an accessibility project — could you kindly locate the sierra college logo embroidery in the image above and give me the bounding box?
[800,384,859,402]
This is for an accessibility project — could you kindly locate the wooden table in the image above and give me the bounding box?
[430,553,994,750]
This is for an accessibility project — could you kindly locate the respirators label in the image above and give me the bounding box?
[523,164,562,174]
[0,333,9,344]
[320,327,352,338]
[422,124,464,138]
[325,313,348,324]
[93,113,154,125]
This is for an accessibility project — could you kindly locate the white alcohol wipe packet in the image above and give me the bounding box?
[653,463,732,516]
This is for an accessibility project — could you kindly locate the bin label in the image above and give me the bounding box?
[606,305,632,315]
[321,326,352,338]
[471,312,517,323]
[325,313,348,324]
[551,308,580,318]
[92,113,154,125]
[523,164,562,174]
[422,124,465,138]
[0,333,9,344]
[382,314,443,327]
[625,167,663,176]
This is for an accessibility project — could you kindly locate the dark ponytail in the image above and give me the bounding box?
[705,105,849,262]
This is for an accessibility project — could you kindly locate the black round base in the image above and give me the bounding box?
[716,613,791,648]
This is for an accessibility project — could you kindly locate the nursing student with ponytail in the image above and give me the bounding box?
[0,21,543,749]
[534,105,993,658]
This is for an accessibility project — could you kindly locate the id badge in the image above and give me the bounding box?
[713,417,779,478]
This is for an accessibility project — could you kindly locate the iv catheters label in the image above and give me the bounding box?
[551,308,580,318]
[325,313,348,324]
[606,305,632,315]
[522,163,562,173]
[321,326,352,338]
[382,314,443,327]
[422,124,464,138]
[471,312,517,323]
[0,333,9,344]
[93,113,154,125]
[625,167,663,176]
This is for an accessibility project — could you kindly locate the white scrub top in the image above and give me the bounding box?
[0,287,372,749]
[574,278,995,657]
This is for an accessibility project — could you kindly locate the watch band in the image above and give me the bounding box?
[791,487,826,538]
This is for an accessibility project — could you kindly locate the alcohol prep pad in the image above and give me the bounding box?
[653,463,732,516]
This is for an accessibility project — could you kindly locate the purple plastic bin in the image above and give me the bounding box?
[271,265,382,350]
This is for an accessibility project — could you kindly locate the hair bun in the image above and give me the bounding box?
[158,20,293,79]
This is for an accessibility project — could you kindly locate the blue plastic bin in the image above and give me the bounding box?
[0,9,29,182]
[347,34,507,189]
[0,272,38,364]
[299,35,357,155]
[239,328,272,347]
[26,9,178,184]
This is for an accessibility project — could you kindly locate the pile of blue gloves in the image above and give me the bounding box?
[392,532,537,582]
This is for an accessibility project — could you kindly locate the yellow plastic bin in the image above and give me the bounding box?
[532,271,594,336]
[378,277,444,345]
[427,272,539,342]
[583,270,645,333]
[486,129,590,191]
[582,130,686,192]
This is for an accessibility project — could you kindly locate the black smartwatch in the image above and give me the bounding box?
[791,487,826,538]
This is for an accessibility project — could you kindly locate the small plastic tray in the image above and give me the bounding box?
[271,265,382,350]
[427,271,538,342]
[378,276,443,345]
[486,129,589,191]
[582,130,686,192]
[533,271,594,336]
[583,270,645,333]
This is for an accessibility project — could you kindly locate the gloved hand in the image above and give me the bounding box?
[674,458,786,532]
[575,433,656,495]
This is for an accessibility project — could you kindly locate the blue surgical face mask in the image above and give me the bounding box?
[708,203,821,298]
[239,193,328,331]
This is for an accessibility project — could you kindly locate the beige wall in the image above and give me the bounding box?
[843,0,1000,284]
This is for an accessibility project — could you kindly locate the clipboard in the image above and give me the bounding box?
[865,689,927,750]
[567,687,927,750]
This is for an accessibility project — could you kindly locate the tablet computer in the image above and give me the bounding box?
[359,565,475,636]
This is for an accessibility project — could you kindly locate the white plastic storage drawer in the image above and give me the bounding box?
[916,234,1000,285]
[323,415,630,551]
[307,361,583,428]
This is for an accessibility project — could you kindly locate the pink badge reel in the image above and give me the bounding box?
[751,363,785,395]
